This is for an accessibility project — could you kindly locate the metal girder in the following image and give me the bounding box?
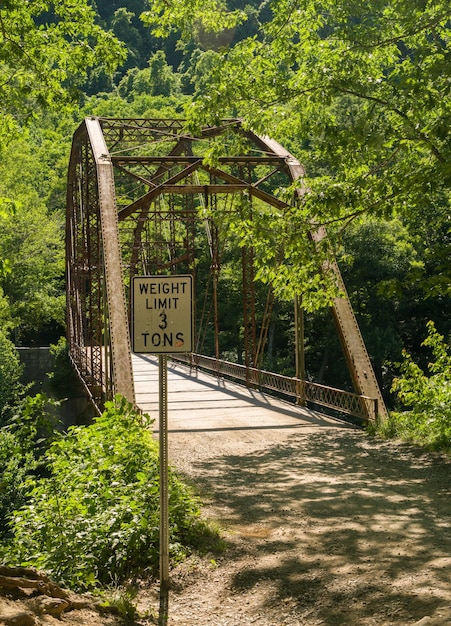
[116,160,291,221]
[251,132,388,421]
[66,117,387,422]
[66,118,135,411]
[85,118,135,403]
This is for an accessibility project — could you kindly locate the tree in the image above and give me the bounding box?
[0,202,65,343]
[338,217,422,391]
[118,51,181,98]
[130,51,181,97]
[141,0,451,305]
[0,132,66,343]
[0,329,22,420]
[0,0,126,141]
[144,0,451,197]
[386,321,451,450]
[109,7,144,72]
[142,0,246,41]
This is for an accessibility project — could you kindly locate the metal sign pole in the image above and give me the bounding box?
[131,274,193,624]
[159,353,169,626]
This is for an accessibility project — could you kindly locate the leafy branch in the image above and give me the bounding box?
[337,87,446,163]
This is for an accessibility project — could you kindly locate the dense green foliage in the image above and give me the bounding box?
[0,0,450,395]
[0,129,66,343]
[0,329,23,419]
[0,430,35,540]
[378,322,451,451]
[2,396,209,590]
[0,9,450,597]
[0,392,62,538]
[140,0,451,299]
[0,0,126,140]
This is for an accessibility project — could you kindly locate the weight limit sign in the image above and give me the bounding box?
[132,275,193,354]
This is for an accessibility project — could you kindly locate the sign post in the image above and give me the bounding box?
[158,353,169,625]
[132,275,193,626]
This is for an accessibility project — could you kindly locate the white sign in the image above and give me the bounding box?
[132,275,193,353]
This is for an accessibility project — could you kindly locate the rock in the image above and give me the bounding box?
[413,618,432,626]
[29,596,70,616]
[0,567,69,599]
[0,611,37,626]
[0,567,48,582]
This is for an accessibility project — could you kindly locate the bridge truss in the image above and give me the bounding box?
[66,117,388,421]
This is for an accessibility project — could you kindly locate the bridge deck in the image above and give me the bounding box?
[132,354,354,466]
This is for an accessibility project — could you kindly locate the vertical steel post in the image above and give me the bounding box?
[242,246,256,378]
[294,295,306,405]
[213,248,221,364]
[159,354,169,626]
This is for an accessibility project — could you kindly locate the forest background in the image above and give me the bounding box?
[1,1,451,443]
[0,0,450,597]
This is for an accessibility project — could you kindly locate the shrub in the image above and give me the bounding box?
[8,393,62,455]
[0,430,35,539]
[0,328,23,422]
[3,396,206,590]
[0,394,61,539]
[48,336,80,397]
[385,321,451,451]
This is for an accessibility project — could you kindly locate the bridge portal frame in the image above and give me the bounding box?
[66,117,388,421]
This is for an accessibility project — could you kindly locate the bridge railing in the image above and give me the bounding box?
[171,353,378,422]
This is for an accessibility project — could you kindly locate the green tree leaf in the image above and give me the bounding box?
[0,0,126,142]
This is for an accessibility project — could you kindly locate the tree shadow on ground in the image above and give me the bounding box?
[192,429,451,625]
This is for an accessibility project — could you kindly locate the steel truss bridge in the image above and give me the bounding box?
[66,117,388,423]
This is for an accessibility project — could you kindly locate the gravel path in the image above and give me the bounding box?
[140,361,451,625]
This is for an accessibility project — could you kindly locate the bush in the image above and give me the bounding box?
[383,321,451,451]
[0,328,23,422]
[2,396,207,590]
[0,394,61,539]
[0,430,35,539]
[8,393,62,455]
[48,336,80,397]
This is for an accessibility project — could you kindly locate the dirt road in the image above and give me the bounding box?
[141,361,451,625]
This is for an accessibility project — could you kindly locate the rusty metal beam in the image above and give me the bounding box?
[117,161,291,220]
[84,117,135,404]
[252,132,388,421]
[67,117,387,423]
[118,160,203,220]
[204,165,291,211]
[112,156,286,165]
